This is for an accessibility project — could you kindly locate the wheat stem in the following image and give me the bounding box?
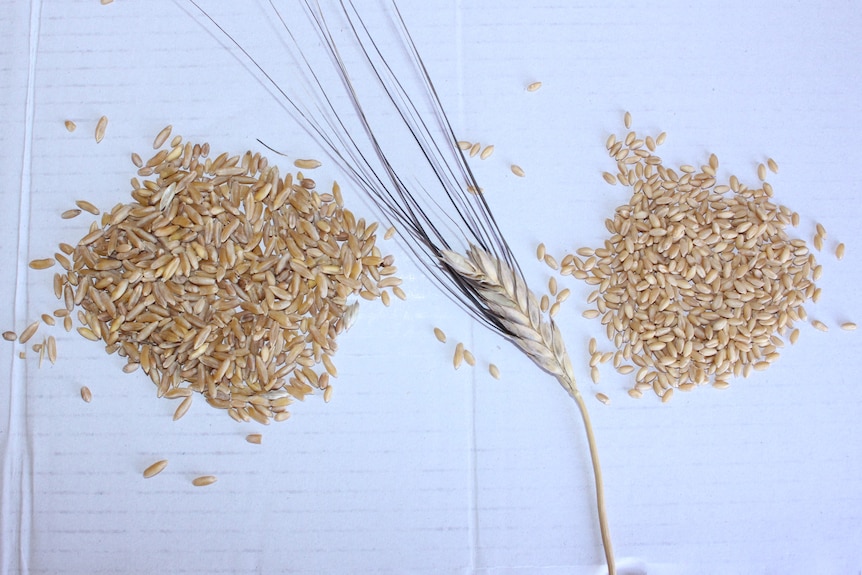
[559,375,615,575]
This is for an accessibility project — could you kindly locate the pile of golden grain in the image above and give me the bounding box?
[11,126,400,424]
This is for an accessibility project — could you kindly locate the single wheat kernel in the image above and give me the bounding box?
[469,143,480,157]
[627,388,643,399]
[2,331,16,341]
[540,294,550,312]
[816,223,827,238]
[589,337,597,355]
[582,310,600,319]
[75,200,99,215]
[173,396,193,421]
[536,242,546,261]
[480,145,494,160]
[595,392,610,405]
[392,286,407,300]
[64,120,76,132]
[841,322,857,331]
[488,363,501,379]
[590,366,600,384]
[29,258,55,270]
[384,226,396,240]
[543,254,558,270]
[457,141,472,150]
[142,460,168,478]
[433,327,447,343]
[757,163,767,181]
[324,386,333,403]
[510,164,525,177]
[153,125,172,149]
[813,234,823,251]
[463,349,476,367]
[246,434,262,444]
[656,132,667,145]
[294,159,322,170]
[192,475,217,487]
[811,320,828,332]
[617,365,634,375]
[453,342,464,369]
[46,336,57,364]
[80,386,92,403]
[526,81,542,92]
[602,172,617,185]
[94,115,108,143]
[835,243,845,260]
[549,301,561,318]
[19,321,40,344]
[41,314,55,326]
[767,158,779,173]
[624,111,632,129]
[661,388,674,403]
[61,209,82,219]
[380,290,391,306]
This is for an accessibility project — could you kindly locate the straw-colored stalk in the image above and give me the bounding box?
[441,245,614,573]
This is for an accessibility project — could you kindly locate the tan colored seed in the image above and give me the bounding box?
[536,242,546,261]
[153,124,172,149]
[457,141,472,151]
[543,254,558,270]
[294,159,322,170]
[656,132,667,145]
[433,327,447,343]
[142,459,168,478]
[661,388,674,403]
[590,366,600,384]
[29,258,55,270]
[602,172,617,185]
[18,321,39,344]
[173,396,193,421]
[816,223,827,238]
[246,434,262,444]
[767,158,779,173]
[526,81,542,92]
[321,353,338,377]
[624,111,632,129]
[835,243,845,260]
[323,386,334,403]
[463,349,476,367]
[453,342,464,369]
[811,320,828,332]
[813,234,823,251]
[46,336,57,364]
[595,392,610,405]
[94,115,108,143]
[469,143,480,157]
[479,145,494,160]
[841,322,857,331]
[589,337,597,355]
[392,286,406,300]
[488,363,500,379]
[41,314,55,326]
[64,120,76,132]
[384,226,396,240]
[789,328,800,344]
[75,200,99,215]
[627,388,643,399]
[510,164,525,177]
[617,365,634,375]
[131,152,143,167]
[757,163,767,181]
[192,475,217,487]
[381,291,391,306]
[80,386,92,403]
[2,331,16,341]
[61,209,82,219]
[582,310,600,319]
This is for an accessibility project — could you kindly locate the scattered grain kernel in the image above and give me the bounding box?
[835,242,845,260]
[816,223,827,238]
[582,309,600,319]
[384,226,396,240]
[192,475,217,487]
[246,434,262,445]
[433,327,447,343]
[536,242,546,261]
[617,365,634,375]
[595,392,610,405]
[153,124,172,149]
[142,460,168,478]
[61,209,82,219]
[453,342,464,369]
[29,258,55,270]
[767,158,779,173]
[624,111,632,129]
[19,321,40,344]
[94,115,108,143]
[488,363,501,379]
[590,366,600,384]
[479,145,494,160]
[457,141,472,151]
[463,349,476,367]
[841,322,857,331]
[510,164,525,177]
[627,388,643,399]
[75,200,100,215]
[323,385,333,403]
[526,81,542,92]
[469,142,480,157]
[64,120,76,132]
[80,386,92,403]
[294,159,322,170]
[811,319,828,332]
[661,388,674,403]
[602,172,617,185]
[2,331,16,341]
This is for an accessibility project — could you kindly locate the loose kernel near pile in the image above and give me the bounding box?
[12,133,401,424]
[562,113,827,400]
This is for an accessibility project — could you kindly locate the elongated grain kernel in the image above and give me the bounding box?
[392,286,406,300]
[453,342,464,369]
[61,209,82,219]
[153,124,172,149]
[457,141,471,150]
[384,226,396,240]
[602,172,617,185]
[64,120,76,132]
[246,434,262,444]
[80,386,92,403]
[661,388,674,403]
[595,392,610,405]
[510,164,525,177]
[143,459,168,478]
[590,366,600,384]
[757,163,767,181]
[789,328,800,344]
[767,158,779,173]
[627,388,643,399]
[29,258,54,270]
[536,242,546,261]
[294,159,322,170]
[582,310,600,319]
[94,115,108,143]
[526,81,542,92]
[813,234,823,251]
[380,291,390,306]
[841,322,857,331]
[192,475,217,487]
[2,331,16,341]
[835,242,845,260]
[624,111,632,129]
[617,365,634,375]
[46,336,57,364]
[75,200,100,215]
[811,320,828,332]
[815,223,827,238]
[589,337,597,355]
[479,145,494,160]
[19,321,39,344]
[173,395,193,421]
[131,152,143,167]
[469,143,480,157]
[323,386,333,403]
[488,363,500,379]
[433,327,447,343]
[463,349,476,367]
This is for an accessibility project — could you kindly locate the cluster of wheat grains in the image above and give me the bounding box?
[557,116,819,401]
[37,132,399,424]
